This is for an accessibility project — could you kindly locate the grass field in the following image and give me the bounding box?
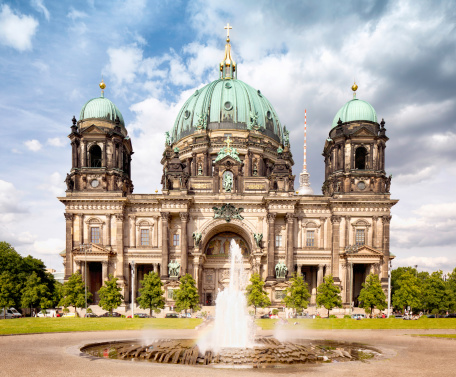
[0,318,203,335]
[256,318,456,330]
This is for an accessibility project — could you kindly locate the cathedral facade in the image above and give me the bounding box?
[59,32,397,311]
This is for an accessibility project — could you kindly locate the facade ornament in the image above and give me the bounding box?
[212,203,244,222]
[283,126,290,147]
[253,233,263,247]
[165,131,172,146]
[64,213,73,221]
[345,245,359,254]
[214,138,241,163]
[196,112,207,130]
[173,147,179,153]
[168,260,180,277]
[275,261,288,278]
[222,171,233,192]
[192,232,202,246]
[64,174,74,191]
[277,146,284,154]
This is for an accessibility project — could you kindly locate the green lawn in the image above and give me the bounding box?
[256,318,456,330]
[0,318,202,335]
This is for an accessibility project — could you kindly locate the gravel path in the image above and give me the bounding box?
[1,328,455,377]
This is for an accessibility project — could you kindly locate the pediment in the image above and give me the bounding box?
[73,243,114,255]
[81,125,107,135]
[345,245,383,257]
[215,154,242,166]
[352,126,375,137]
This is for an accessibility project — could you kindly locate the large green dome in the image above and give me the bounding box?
[171,78,283,143]
[79,95,125,127]
[332,98,377,128]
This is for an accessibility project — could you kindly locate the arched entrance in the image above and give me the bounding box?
[200,227,252,306]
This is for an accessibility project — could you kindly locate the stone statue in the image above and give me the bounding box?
[275,261,288,279]
[192,232,202,246]
[253,233,263,247]
[165,131,172,146]
[168,260,180,277]
[277,146,284,154]
[64,174,74,191]
[283,126,290,147]
[223,172,233,192]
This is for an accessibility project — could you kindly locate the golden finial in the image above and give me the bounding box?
[224,22,232,42]
[99,78,106,97]
[155,190,158,194]
[351,80,358,99]
[224,136,232,152]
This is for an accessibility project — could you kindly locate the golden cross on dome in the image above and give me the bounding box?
[224,23,232,39]
[224,136,232,152]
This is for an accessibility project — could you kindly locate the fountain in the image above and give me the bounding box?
[81,238,383,367]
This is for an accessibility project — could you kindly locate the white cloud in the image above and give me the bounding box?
[393,256,455,274]
[37,172,65,197]
[32,237,65,255]
[47,137,65,147]
[31,0,50,21]
[105,44,143,86]
[0,180,24,214]
[24,139,42,151]
[0,5,39,51]
[67,8,87,20]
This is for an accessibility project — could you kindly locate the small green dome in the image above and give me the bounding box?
[332,98,377,128]
[171,78,283,143]
[79,96,125,127]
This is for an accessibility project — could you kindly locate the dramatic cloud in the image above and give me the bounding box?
[0,4,39,51]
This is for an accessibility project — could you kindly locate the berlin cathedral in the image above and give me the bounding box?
[60,28,397,312]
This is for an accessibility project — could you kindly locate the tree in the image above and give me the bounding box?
[59,272,91,314]
[358,273,387,316]
[0,272,16,318]
[421,271,449,314]
[137,272,165,317]
[316,275,342,317]
[446,268,456,312]
[246,273,271,315]
[283,273,310,313]
[20,272,53,312]
[392,270,421,314]
[174,274,200,314]
[98,274,123,315]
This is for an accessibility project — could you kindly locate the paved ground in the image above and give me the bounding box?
[1,327,455,377]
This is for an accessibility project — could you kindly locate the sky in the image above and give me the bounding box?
[0,0,455,274]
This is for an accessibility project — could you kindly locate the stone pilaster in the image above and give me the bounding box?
[115,213,125,281]
[382,215,392,281]
[266,213,276,280]
[331,215,341,281]
[180,212,189,275]
[160,212,170,278]
[286,213,295,276]
[102,260,108,282]
[64,213,73,279]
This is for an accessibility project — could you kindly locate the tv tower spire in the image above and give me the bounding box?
[298,109,314,195]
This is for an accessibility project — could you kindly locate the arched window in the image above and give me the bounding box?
[355,147,367,170]
[89,145,102,167]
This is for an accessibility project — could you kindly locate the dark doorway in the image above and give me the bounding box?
[204,292,213,306]
[355,147,367,169]
[89,145,102,167]
[88,262,102,304]
[352,264,369,307]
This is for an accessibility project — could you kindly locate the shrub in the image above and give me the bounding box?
[344,314,351,318]
[86,308,92,314]
[63,307,69,314]
[272,309,279,315]
[121,315,126,318]
[329,314,337,318]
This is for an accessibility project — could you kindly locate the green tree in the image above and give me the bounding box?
[421,271,448,314]
[174,274,200,314]
[59,272,91,314]
[392,270,421,313]
[283,273,310,313]
[137,272,165,317]
[316,275,342,317]
[358,273,387,316]
[246,273,271,315]
[98,274,123,315]
[446,268,456,312]
[20,272,53,312]
[0,272,16,318]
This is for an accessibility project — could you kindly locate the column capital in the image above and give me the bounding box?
[373,215,378,221]
[115,213,124,221]
[101,260,108,266]
[285,213,295,223]
[64,213,73,221]
[331,215,341,224]
[179,212,189,222]
[161,212,171,222]
[382,215,392,224]
[267,213,276,223]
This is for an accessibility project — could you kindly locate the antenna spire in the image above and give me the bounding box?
[298,109,314,195]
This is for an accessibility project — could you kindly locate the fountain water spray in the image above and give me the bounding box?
[198,239,255,353]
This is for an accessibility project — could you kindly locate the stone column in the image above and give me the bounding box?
[191,153,197,176]
[331,216,341,282]
[64,213,73,279]
[372,216,378,248]
[160,212,170,278]
[115,213,125,281]
[286,213,294,276]
[102,260,108,281]
[246,151,251,177]
[344,216,351,247]
[103,143,107,167]
[75,260,81,274]
[180,212,189,275]
[317,264,324,286]
[381,215,392,281]
[266,213,276,279]
[82,141,87,167]
[319,217,325,249]
[106,214,111,247]
[311,267,317,304]
[204,151,209,176]
[130,216,136,248]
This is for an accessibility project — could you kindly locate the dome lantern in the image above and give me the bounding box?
[219,23,237,80]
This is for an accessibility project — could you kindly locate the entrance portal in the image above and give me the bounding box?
[88,262,102,304]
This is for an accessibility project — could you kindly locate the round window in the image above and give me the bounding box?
[224,101,233,111]
[357,181,366,190]
[184,110,191,119]
[225,82,232,89]
[91,179,99,188]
